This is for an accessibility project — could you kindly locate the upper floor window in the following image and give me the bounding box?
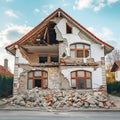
[66,23,72,34]
[70,43,90,58]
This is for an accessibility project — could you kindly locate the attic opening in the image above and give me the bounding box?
[66,23,72,34]
[47,22,58,44]
[33,22,58,46]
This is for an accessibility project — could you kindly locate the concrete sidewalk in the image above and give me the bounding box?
[0,104,120,112]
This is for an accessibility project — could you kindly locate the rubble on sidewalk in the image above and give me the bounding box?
[2,87,116,110]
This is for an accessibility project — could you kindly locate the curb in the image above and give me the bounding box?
[0,107,120,112]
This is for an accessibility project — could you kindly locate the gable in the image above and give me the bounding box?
[6,8,114,55]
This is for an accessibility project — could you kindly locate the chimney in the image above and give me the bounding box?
[4,59,8,71]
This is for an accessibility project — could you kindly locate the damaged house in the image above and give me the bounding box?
[6,8,114,95]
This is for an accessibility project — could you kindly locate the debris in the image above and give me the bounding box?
[4,87,116,110]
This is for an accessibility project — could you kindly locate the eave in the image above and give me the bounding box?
[5,8,114,55]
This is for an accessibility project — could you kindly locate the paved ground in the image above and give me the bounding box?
[0,111,120,120]
[109,95,120,108]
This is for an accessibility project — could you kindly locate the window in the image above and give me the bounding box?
[71,71,92,89]
[51,56,58,63]
[39,55,59,64]
[66,23,72,34]
[39,57,47,63]
[28,70,48,89]
[70,43,90,58]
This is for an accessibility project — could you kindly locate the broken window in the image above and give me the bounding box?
[47,22,58,44]
[39,57,47,63]
[66,23,72,34]
[51,56,58,63]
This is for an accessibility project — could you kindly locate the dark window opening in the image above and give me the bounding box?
[48,22,58,44]
[51,56,58,63]
[39,57,47,63]
[66,23,72,34]
[34,80,41,87]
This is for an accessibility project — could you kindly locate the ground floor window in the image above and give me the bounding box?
[28,70,48,89]
[71,70,92,89]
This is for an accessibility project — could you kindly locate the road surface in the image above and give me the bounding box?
[0,111,119,120]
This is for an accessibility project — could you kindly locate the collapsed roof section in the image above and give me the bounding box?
[6,8,114,55]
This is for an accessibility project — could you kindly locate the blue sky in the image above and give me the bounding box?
[0,0,120,72]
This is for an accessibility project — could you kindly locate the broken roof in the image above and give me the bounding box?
[111,61,120,72]
[6,8,114,55]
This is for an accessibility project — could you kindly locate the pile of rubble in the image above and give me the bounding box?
[4,88,116,110]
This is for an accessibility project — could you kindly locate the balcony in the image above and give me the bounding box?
[60,56,99,66]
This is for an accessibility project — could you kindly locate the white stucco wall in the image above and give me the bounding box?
[57,18,104,89]
[61,67,102,89]
[16,49,29,64]
[91,44,104,61]
[56,18,104,62]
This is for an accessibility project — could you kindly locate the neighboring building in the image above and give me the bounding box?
[0,59,13,77]
[0,59,13,97]
[5,8,114,95]
[111,61,120,81]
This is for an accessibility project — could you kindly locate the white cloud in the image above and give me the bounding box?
[0,24,33,72]
[42,4,54,15]
[49,4,54,9]
[73,0,93,10]
[5,10,18,18]
[34,8,40,13]
[73,0,119,11]
[62,3,70,7]
[0,24,33,47]
[42,10,49,15]
[87,27,114,41]
[94,2,105,11]
[87,26,120,49]
[107,0,119,4]
[6,0,13,2]
[43,4,54,10]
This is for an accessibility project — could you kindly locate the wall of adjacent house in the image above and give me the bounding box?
[115,71,120,81]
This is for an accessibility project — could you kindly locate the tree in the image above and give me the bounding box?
[106,49,120,65]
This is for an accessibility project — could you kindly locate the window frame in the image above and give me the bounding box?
[27,70,48,89]
[71,70,92,89]
[39,55,59,63]
[70,43,90,58]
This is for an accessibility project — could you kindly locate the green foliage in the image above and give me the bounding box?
[107,81,120,96]
[0,74,13,98]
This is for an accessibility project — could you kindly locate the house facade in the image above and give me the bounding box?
[6,8,114,95]
[111,61,120,81]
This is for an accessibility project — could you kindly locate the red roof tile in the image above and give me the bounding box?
[0,65,13,76]
[115,61,120,67]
